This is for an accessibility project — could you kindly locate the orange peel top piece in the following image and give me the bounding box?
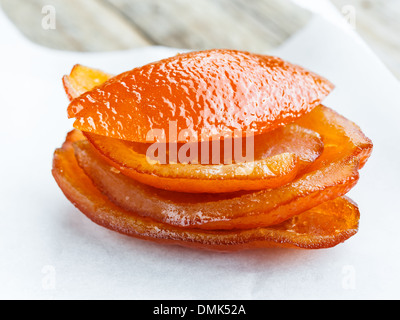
[67,50,334,143]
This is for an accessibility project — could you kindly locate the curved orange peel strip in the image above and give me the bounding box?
[83,124,324,193]
[52,130,360,251]
[295,105,373,170]
[85,131,299,179]
[62,64,112,101]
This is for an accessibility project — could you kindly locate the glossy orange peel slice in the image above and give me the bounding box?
[82,123,324,193]
[295,105,373,170]
[66,50,334,143]
[52,130,360,251]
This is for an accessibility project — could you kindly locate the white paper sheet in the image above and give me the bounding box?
[1,1,400,300]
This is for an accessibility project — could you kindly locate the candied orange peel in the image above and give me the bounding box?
[53,50,373,251]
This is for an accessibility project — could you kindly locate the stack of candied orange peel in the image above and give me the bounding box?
[52,50,372,251]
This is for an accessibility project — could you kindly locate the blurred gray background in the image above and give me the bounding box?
[1,0,399,79]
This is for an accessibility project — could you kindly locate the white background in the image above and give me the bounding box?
[1,1,399,299]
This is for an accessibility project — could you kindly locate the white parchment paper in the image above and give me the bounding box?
[1,1,399,299]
